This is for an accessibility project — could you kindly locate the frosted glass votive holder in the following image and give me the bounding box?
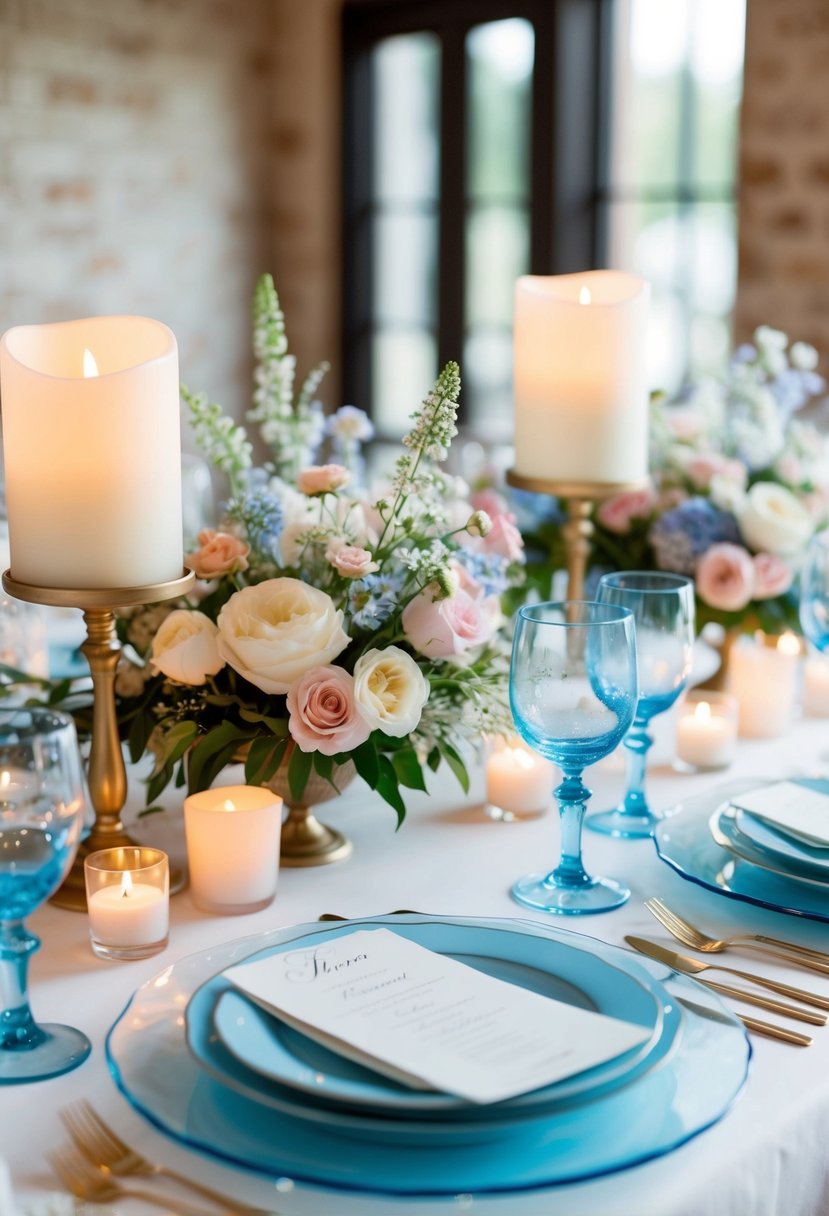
[675,691,739,772]
[85,847,169,961]
[184,785,282,915]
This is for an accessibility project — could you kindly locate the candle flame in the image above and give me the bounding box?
[120,870,134,899]
[223,799,236,812]
[507,747,537,771]
[778,632,800,656]
[694,701,712,722]
[83,348,99,378]
[0,772,9,789]
[578,286,591,306]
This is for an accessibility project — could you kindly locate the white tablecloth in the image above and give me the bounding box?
[5,716,829,1216]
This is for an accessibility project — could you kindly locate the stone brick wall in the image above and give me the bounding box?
[0,0,276,425]
[736,0,829,366]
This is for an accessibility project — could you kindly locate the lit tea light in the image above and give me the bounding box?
[485,737,554,821]
[676,692,738,771]
[0,766,38,802]
[84,847,169,961]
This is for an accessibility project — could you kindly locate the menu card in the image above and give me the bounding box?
[731,781,829,848]
[223,928,651,1105]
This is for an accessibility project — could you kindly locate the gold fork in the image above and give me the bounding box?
[644,899,829,974]
[60,1100,272,1215]
[48,1145,222,1215]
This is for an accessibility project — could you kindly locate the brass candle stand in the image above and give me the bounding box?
[506,472,648,601]
[2,568,195,911]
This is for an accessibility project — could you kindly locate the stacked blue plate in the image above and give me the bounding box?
[107,913,749,1196]
[655,779,829,923]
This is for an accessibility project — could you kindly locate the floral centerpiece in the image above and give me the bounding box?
[524,327,827,634]
[115,275,524,821]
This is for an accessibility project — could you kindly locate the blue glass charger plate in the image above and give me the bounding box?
[106,913,749,1197]
[200,917,667,1120]
[712,806,829,890]
[656,781,829,923]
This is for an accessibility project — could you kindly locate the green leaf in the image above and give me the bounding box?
[351,739,379,789]
[47,678,73,706]
[426,746,441,773]
[150,720,199,775]
[313,752,334,783]
[376,755,406,827]
[392,748,428,792]
[245,735,289,785]
[146,763,174,805]
[441,742,470,794]
[288,745,313,802]
[137,804,165,818]
[187,721,254,793]
[128,706,156,764]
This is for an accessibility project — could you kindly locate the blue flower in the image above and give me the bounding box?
[348,571,405,631]
[224,490,283,559]
[453,548,511,598]
[648,497,740,575]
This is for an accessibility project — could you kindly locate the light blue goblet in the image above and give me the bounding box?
[588,572,694,839]
[800,531,829,652]
[509,601,638,915]
[0,707,91,1083]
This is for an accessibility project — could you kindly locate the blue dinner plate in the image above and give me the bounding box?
[712,804,829,890]
[656,781,829,922]
[106,913,750,1196]
[199,917,668,1120]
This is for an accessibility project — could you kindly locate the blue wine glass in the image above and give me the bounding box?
[0,707,91,1083]
[509,601,638,914]
[588,572,694,839]
[800,531,829,651]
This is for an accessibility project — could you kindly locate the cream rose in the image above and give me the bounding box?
[216,578,349,694]
[353,646,429,737]
[150,610,225,685]
[738,482,813,556]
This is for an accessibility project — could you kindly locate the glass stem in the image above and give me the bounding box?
[550,772,592,889]
[0,920,45,1052]
[621,712,654,820]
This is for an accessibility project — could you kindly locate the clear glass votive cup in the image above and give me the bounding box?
[674,690,739,773]
[484,735,555,822]
[183,785,282,915]
[84,847,170,961]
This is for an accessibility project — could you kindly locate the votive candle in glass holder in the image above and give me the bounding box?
[484,735,555,822]
[184,785,282,915]
[728,631,801,739]
[803,654,829,717]
[84,847,169,961]
[675,691,739,772]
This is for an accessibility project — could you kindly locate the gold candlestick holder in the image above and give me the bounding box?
[1,568,195,911]
[506,472,647,601]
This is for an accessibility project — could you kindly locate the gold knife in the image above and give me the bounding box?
[625,937,827,1026]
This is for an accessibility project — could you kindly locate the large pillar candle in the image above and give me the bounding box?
[0,315,183,590]
[513,271,650,486]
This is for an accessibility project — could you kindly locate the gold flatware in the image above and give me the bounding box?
[60,1099,271,1215]
[625,937,827,1025]
[48,1146,221,1215]
[644,898,829,974]
[739,1016,812,1047]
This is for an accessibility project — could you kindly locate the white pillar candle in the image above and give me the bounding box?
[513,271,650,486]
[0,316,183,590]
[87,870,169,946]
[803,655,829,717]
[728,633,801,739]
[675,693,738,770]
[184,784,282,914]
[485,737,554,818]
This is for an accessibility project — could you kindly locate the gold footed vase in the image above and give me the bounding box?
[266,760,356,867]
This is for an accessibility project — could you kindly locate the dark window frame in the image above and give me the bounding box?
[341,0,610,434]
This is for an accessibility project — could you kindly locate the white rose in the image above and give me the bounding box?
[217,578,349,694]
[790,341,819,371]
[738,482,814,556]
[353,646,429,737]
[709,475,747,516]
[150,610,225,685]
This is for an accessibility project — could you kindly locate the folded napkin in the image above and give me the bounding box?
[730,780,829,849]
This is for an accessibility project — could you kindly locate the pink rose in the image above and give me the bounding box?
[402,586,499,659]
[185,530,249,580]
[695,543,755,612]
[470,488,511,520]
[482,514,524,562]
[596,486,657,534]
[685,455,745,492]
[753,552,793,599]
[450,559,485,600]
[325,541,379,579]
[286,665,371,755]
[297,464,351,495]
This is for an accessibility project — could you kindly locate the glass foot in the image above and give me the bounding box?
[0,1023,91,1084]
[511,872,630,916]
[586,807,660,839]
